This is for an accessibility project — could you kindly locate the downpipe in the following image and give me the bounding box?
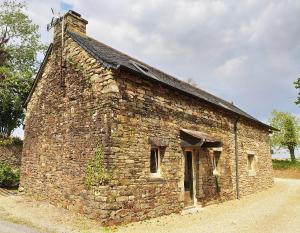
[234,117,240,199]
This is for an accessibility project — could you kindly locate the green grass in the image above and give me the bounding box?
[272,159,300,170]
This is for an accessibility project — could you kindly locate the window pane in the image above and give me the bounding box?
[248,155,254,171]
[213,152,220,171]
[150,149,158,173]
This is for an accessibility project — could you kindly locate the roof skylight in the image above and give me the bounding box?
[130,60,159,81]
[130,60,149,74]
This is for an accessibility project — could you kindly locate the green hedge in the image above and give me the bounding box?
[0,137,23,146]
[0,163,20,188]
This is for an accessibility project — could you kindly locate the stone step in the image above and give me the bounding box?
[181,205,203,215]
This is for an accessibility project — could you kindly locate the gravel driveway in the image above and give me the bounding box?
[0,178,298,233]
[118,178,300,233]
[0,220,42,233]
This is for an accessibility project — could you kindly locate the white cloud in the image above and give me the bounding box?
[12,127,24,139]
[214,56,247,77]
[25,0,63,44]
[23,0,300,123]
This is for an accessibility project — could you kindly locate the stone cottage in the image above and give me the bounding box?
[20,11,274,225]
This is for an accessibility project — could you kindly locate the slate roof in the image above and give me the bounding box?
[67,31,273,130]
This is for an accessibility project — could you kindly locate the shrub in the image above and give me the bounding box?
[0,136,23,146]
[85,147,112,188]
[0,163,20,188]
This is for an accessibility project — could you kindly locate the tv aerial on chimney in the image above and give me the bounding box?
[46,8,62,31]
[47,8,66,87]
[46,8,65,48]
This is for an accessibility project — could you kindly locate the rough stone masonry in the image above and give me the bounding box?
[20,10,274,225]
[0,143,22,169]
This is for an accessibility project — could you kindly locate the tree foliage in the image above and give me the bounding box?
[269,110,300,163]
[0,162,20,188]
[0,0,45,137]
[294,77,300,105]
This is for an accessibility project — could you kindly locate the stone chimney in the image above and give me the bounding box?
[63,10,88,35]
[53,10,88,45]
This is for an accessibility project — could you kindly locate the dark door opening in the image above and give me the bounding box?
[184,151,194,207]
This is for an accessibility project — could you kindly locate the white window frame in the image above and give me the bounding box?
[150,147,161,177]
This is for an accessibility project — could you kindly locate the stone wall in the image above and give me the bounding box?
[21,11,273,226]
[236,118,274,196]
[0,143,22,169]
[21,21,120,224]
[107,69,273,215]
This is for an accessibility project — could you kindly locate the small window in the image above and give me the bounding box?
[213,151,221,175]
[248,154,255,171]
[150,148,160,176]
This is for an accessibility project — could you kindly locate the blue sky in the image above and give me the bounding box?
[13,1,300,158]
[60,1,73,11]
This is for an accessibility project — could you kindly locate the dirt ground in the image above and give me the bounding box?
[0,219,41,233]
[0,178,299,233]
[0,195,103,233]
[273,169,300,179]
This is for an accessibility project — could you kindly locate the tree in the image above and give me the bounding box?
[269,110,300,163]
[0,0,45,137]
[294,77,300,105]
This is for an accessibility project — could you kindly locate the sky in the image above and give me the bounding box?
[11,0,300,153]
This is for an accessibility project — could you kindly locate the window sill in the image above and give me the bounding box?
[150,173,162,179]
[146,175,165,183]
[248,170,256,176]
[213,170,220,176]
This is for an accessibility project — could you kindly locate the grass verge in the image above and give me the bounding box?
[272,159,300,170]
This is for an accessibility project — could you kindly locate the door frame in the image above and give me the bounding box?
[183,148,197,207]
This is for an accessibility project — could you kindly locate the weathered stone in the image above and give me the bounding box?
[0,144,22,169]
[101,84,119,94]
[95,196,107,202]
[116,196,128,202]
